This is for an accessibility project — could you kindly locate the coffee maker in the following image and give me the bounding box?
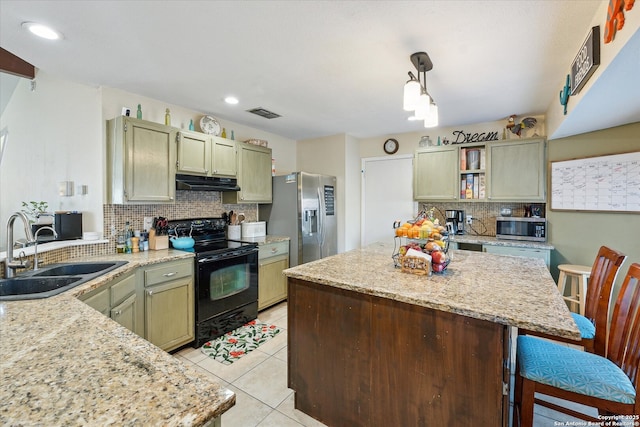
[445,209,466,235]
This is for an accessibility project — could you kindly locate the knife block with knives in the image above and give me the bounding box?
[149,217,169,250]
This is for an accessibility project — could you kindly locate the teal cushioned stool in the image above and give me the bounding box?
[517,335,634,404]
[569,312,595,339]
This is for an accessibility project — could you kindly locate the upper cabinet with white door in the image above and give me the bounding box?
[176,130,237,177]
[107,116,177,204]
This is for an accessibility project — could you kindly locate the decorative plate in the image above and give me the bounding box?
[200,115,221,136]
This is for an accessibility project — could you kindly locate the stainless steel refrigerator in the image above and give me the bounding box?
[259,172,337,267]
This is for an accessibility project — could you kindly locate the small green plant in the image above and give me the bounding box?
[21,201,49,224]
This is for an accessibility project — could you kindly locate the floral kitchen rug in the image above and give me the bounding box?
[201,320,282,365]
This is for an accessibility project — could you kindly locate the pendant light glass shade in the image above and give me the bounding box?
[424,103,439,128]
[413,93,431,120]
[403,78,421,111]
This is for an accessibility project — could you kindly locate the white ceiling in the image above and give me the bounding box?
[0,1,636,141]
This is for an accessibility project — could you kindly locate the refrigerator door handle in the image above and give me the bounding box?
[317,187,324,257]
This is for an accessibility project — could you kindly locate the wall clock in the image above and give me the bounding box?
[383,138,399,154]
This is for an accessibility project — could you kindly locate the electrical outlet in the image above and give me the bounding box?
[143,217,154,232]
[466,215,473,225]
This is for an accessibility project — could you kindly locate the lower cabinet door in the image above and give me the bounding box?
[258,257,289,310]
[82,287,110,316]
[111,294,138,335]
[145,277,194,351]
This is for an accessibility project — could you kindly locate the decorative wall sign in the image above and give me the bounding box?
[571,26,600,95]
[451,130,499,144]
[560,74,571,115]
[605,0,635,44]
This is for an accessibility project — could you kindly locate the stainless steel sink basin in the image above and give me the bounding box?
[32,262,121,277]
[0,261,128,301]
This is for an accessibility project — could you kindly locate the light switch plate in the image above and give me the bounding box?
[143,216,154,232]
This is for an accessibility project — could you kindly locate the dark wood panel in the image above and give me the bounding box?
[370,298,505,426]
[288,277,508,426]
[0,47,35,79]
[288,278,372,426]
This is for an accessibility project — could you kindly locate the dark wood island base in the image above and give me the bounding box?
[288,277,510,426]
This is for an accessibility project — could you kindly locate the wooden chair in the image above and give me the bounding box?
[519,246,626,354]
[513,262,640,426]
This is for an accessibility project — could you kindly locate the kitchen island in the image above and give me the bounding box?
[283,242,579,427]
[0,250,234,426]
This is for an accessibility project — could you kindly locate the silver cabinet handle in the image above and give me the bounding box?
[271,247,278,253]
[147,290,153,296]
[163,272,177,277]
[114,310,122,316]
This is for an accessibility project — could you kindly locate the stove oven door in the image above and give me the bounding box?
[196,248,258,322]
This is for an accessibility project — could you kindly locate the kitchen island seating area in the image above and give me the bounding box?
[519,245,627,354]
[513,262,640,427]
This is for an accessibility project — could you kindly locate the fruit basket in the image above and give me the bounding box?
[392,210,451,275]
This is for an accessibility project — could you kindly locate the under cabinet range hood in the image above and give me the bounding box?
[175,174,241,192]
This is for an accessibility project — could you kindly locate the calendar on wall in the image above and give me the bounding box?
[550,151,640,213]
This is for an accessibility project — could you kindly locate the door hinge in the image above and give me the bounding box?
[502,382,509,396]
[176,160,179,169]
[176,133,180,143]
[124,123,128,132]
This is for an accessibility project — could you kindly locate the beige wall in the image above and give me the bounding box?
[547,121,640,303]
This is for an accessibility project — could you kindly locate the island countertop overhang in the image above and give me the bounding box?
[284,241,580,340]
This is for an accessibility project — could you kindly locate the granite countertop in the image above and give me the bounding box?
[451,234,554,250]
[0,249,234,426]
[237,235,290,245]
[284,242,578,340]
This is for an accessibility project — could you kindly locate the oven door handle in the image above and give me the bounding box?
[198,248,257,263]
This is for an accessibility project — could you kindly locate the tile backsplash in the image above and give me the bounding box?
[419,202,546,236]
[0,190,258,277]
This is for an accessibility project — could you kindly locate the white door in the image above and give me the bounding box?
[361,155,416,246]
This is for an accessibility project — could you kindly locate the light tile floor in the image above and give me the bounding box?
[175,302,598,427]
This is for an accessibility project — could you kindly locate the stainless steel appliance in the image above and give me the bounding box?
[259,172,337,267]
[167,218,259,348]
[445,209,465,235]
[496,217,547,242]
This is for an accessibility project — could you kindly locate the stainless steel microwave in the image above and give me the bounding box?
[496,217,546,242]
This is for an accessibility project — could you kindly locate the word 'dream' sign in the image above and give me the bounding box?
[571,26,600,96]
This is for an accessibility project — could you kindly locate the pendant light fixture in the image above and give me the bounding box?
[402,52,439,128]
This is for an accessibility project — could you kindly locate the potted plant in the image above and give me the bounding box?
[22,201,54,237]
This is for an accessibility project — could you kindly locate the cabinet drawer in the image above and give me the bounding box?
[144,259,193,287]
[259,241,289,260]
[110,273,137,306]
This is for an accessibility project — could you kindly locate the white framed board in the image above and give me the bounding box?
[550,151,640,213]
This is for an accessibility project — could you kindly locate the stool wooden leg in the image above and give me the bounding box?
[557,271,567,294]
[579,275,588,316]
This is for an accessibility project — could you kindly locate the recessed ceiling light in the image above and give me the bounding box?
[225,96,239,105]
[407,116,420,121]
[22,22,63,40]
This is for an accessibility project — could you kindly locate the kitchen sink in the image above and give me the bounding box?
[0,261,128,301]
[0,276,84,298]
[32,262,122,277]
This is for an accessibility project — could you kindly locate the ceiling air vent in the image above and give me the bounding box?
[247,107,281,119]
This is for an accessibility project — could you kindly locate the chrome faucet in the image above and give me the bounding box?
[5,212,36,278]
[33,226,57,270]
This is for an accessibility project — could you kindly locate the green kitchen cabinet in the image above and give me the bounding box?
[80,271,142,336]
[176,130,210,176]
[414,145,458,201]
[212,136,237,177]
[482,244,550,269]
[176,131,237,177]
[258,241,289,310]
[223,142,272,204]
[486,138,545,201]
[143,259,194,352]
[107,116,177,203]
